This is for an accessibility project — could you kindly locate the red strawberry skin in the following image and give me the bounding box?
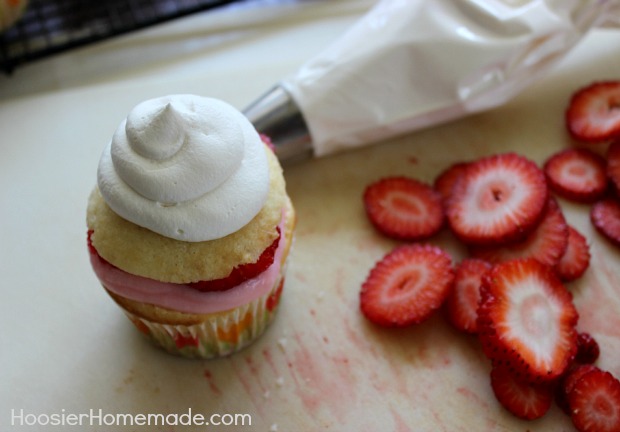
[567,368,620,432]
[446,153,548,246]
[444,258,492,334]
[360,244,454,327]
[543,148,608,202]
[607,140,620,194]
[490,365,553,420]
[434,162,469,203]
[591,198,620,247]
[477,259,579,382]
[363,177,444,241]
[575,332,600,365]
[556,364,599,415]
[566,81,620,143]
[188,227,281,291]
[554,226,591,282]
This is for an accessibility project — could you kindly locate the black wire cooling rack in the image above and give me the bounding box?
[0,0,247,74]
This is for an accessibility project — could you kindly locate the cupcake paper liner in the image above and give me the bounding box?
[119,275,285,359]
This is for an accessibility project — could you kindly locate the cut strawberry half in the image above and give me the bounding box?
[566,81,620,143]
[543,148,608,202]
[567,368,620,432]
[359,244,454,327]
[434,162,469,203]
[554,225,591,282]
[446,153,548,246]
[363,176,444,241]
[606,140,620,193]
[490,365,554,420]
[471,198,568,267]
[591,198,620,247]
[444,258,492,334]
[477,259,579,382]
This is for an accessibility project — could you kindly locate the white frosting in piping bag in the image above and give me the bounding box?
[98,95,269,242]
[282,0,620,157]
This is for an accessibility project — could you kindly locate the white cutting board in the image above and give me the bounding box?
[1,3,619,430]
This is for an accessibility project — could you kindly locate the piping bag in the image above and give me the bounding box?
[243,0,620,164]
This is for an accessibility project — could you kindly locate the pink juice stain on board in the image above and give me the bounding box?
[575,247,620,338]
[202,369,222,396]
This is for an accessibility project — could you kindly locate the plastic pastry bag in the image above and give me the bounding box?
[246,0,620,161]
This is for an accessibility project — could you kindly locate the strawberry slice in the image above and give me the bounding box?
[359,244,454,327]
[471,198,568,267]
[556,364,599,415]
[444,258,492,334]
[446,153,548,246]
[567,368,620,432]
[566,81,620,143]
[434,162,469,203]
[188,227,281,291]
[543,148,608,202]
[490,365,554,420]
[591,198,620,247]
[477,259,579,382]
[363,177,444,241]
[607,140,620,193]
[554,226,591,282]
[575,332,600,364]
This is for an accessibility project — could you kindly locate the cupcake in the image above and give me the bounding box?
[86,94,295,358]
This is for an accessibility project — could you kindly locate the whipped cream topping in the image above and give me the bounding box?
[97,95,269,242]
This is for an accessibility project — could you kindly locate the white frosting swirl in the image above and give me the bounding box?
[97,94,270,242]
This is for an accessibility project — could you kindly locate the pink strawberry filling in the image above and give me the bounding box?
[88,212,287,314]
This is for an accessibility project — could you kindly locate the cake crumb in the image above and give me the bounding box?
[276,376,285,387]
[277,337,288,351]
[270,423,278,431]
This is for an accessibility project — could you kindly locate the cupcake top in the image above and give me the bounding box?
[97,94,270,242]
[88,95,288,284]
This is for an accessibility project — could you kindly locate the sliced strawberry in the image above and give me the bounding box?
[359,244,454,327]
[554,225,591,282]
[591,198,620,247]
[607,140,620,193]
[471,198,568,267]
[446,153,548,246]
[575,332,600,365]
[434,162,469,203]
[477,259,579,382]
[543,148,608,202]
[444,258,492,334]
[490,365,554,420]
[259,133,276,152]
[566,81,620,143]
[556,364,600,414]
[363,177,444,241]
[567,368,620,432]
[188,227,281,291]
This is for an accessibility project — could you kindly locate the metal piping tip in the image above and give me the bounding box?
[243,85,313,165]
